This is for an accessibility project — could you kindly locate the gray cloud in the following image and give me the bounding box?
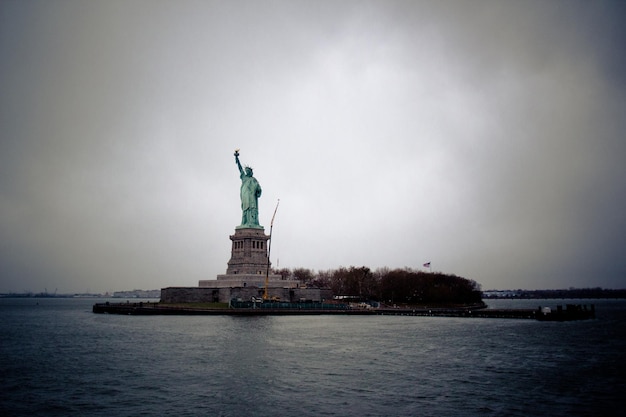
[1,0,625,293]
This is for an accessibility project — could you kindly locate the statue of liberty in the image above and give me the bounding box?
[234,149,262,228]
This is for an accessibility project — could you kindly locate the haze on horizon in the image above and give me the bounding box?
[1,0,625,294]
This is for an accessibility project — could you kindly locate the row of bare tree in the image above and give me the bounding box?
[274,266,482,305]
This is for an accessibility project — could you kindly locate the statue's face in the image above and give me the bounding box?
[245,167,253,176]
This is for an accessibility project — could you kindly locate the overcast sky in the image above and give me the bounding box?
[1,0,625,294]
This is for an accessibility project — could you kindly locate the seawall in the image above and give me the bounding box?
[92,302,595,320]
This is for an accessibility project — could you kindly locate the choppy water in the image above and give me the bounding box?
[1,298,625,416]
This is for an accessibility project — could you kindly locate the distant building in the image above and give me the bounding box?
[113,289,161,298]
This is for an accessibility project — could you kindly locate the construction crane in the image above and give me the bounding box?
[264,199,279,300]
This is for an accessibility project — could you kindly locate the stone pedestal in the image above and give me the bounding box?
[226,227,271,275]
[198,227,286,288]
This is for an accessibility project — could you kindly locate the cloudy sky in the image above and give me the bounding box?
[1,0,625,294]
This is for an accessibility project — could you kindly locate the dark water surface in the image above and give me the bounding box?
[1,298,625,416]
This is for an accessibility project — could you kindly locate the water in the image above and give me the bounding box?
[1,298,625,416]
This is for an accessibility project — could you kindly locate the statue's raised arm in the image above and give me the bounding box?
[234,149,244,177]
[233,149,263,229]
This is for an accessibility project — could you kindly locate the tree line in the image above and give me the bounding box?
[273,266,482,305]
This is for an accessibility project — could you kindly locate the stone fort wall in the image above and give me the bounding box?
[161,286,332,304]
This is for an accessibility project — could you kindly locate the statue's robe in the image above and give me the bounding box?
[240,174,261,226]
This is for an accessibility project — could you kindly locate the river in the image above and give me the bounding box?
[1,297,624,416]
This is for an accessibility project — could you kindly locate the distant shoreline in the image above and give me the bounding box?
[483,288,626,299]
[5,287,626,300]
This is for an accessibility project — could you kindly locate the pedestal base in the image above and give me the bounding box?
[199,274,291,288]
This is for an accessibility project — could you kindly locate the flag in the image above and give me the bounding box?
[423,262,431,268]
